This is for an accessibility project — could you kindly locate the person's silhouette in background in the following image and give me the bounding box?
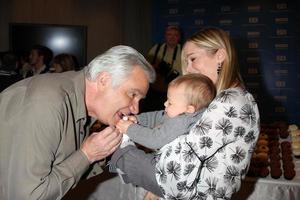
[141,26,182,112]
[15,51,32,78]
[147,25,182,88]
[26,44,53,77]
[0,51,22,91]
[51,53,77,73]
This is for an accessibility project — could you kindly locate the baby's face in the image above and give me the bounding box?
[164,85,190,118]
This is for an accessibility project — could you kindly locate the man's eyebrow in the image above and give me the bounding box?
[132,88,146,98]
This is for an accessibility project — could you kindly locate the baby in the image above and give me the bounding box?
[116,73,216,150]
[110,74,216,197]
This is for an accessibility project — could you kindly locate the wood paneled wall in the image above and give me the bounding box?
[0,0,152,64]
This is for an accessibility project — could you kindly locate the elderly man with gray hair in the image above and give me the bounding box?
[0,45,155,200]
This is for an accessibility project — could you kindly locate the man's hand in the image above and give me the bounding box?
[81,126,122,163]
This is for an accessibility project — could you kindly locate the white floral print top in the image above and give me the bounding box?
[155,87,260,199]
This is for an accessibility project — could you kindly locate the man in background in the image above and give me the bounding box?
[141,25,182,112]
[147,25,182,78]
[26,44,53,77]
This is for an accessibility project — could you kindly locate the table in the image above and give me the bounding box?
[64,134,300,200]
[232,159,300,200]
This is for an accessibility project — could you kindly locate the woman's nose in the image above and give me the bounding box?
[186,64,193,73]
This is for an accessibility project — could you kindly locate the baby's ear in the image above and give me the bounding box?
[186,105,196,113]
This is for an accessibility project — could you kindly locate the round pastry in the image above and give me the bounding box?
[257,139,268,146]
[288,124,299,132]
[269,140,279,148]
[279,130,289,139]
[270,160,281,168]
[292,148,300,158]
[291,142,300,151]
[259,133,268,140]
[281,141,291,149]
[256,152,268,162]
[284,168,296,180]
[283,162,295,170]
[259,167,270,177]
[282,155,293,162]
[269,146,280,154]
[292,151,300,158]
[291,136,300,143]
[290,129,300,137]
[257,145,269,153]
[281,148,292,156]
[279,125,289,138]
[275,121,288,130]
[292,146,300,151]
[269,153,281,161]
[256,159,269,168]
[268,134,279,140]
[271,167,282,179]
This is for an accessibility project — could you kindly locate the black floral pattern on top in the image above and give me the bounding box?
[155,87,260,199]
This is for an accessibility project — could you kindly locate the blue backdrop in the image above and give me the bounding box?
[151,0,300,124]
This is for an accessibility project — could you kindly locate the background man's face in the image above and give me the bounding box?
[165,29,180,47]
[29,49,43,68]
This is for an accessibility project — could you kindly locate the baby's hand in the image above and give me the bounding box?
[127,115,138,123]
[116,118,134,134]
[144,191,159,200]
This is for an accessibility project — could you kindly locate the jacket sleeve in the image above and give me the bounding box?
[127,111,202,150]
[136,110,166,128]
[7,102,90,200]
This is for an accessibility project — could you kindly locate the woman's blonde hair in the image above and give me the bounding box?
[182,27,243,93]
[169,74,216,110]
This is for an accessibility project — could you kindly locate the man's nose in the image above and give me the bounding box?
[129,100,139,114]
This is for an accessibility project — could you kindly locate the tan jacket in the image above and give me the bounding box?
[0,70,102,200]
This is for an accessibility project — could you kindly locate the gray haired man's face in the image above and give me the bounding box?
[94,66,149,126]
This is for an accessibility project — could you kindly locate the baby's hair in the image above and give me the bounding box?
[169,74,216,110]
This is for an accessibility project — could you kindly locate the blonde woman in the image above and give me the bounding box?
[110,27,260,200]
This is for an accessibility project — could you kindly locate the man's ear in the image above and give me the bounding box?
[216,48,226,63]
[186,105,196,113]
[96,72,111,90]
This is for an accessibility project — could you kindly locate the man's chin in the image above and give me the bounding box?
[110,117,121,127]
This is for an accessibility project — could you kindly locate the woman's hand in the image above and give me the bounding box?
[143,191,159,200]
